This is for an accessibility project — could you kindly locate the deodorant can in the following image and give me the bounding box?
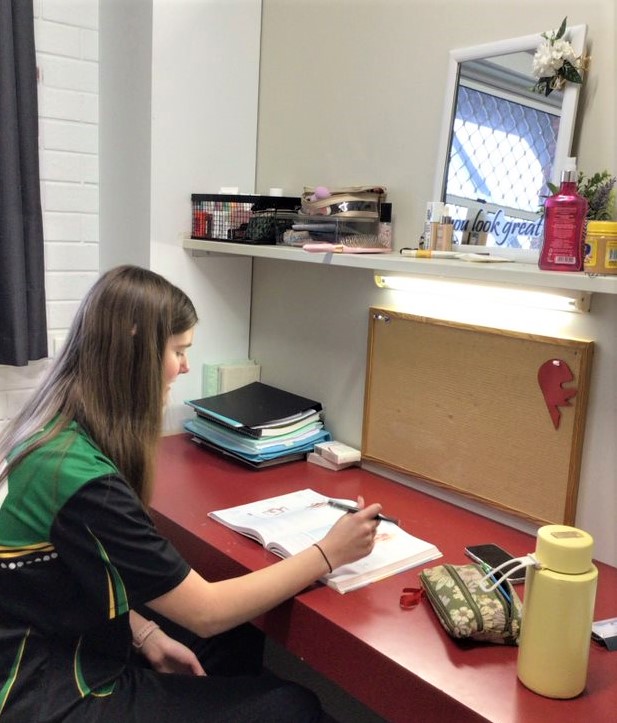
[517,525,598,698]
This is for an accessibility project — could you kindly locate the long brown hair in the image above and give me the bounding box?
[0,265,198,503]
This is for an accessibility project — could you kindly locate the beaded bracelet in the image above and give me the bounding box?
[312,543,333,573]
[132,620,160,649]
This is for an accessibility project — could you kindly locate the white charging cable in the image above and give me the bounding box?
[479,554,543,593]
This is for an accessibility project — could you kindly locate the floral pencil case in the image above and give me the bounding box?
[419,563,522,645]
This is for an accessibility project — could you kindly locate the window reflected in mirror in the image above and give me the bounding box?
[448,85,558,212]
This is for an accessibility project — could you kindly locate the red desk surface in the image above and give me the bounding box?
[151,434,617,723]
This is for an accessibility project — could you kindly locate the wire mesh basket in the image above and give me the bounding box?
[191,194,301,245]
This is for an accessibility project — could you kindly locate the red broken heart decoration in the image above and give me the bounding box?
[537,359,577,430]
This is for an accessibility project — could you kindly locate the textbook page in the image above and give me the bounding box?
[209,489,442,594]
[208,489,335,549]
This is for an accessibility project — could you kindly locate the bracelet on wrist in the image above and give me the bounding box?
[132,620,160,649]
[313,543,333,573]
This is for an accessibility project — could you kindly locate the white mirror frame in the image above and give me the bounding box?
[433,24,588,246]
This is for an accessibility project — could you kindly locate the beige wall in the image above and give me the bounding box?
[257,0,615,243]
[251,0,617,564]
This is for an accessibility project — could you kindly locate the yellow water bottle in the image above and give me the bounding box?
[517,525,598,698]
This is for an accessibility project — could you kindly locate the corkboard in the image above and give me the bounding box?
[362,308,593,525]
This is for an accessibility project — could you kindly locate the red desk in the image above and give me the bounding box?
[151,434,617,723]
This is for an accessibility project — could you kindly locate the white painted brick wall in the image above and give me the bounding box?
[0,0,99,433]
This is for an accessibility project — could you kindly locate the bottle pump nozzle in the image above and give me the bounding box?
[562,156,578,183]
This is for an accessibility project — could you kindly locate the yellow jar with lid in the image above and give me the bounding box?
[583,220,617,274]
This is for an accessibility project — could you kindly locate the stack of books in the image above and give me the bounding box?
[184,382,331,468]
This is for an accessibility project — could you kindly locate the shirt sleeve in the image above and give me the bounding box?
[50,474,191,619]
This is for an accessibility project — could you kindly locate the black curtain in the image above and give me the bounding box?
[0,0,47,366]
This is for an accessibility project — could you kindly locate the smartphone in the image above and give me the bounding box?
[464,543,525,584]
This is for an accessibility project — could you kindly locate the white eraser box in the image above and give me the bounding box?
[314,441,361,465]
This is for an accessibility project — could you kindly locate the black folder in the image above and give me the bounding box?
[186,382,323,438]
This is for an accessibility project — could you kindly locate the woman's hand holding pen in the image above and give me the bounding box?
[318,496,382,571]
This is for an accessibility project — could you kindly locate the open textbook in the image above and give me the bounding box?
[209,488,442,594]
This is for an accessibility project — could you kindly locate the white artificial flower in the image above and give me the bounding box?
[532,41,557,78]
[531,18,585,94]
[548,39,578,75]
[552,38,577,63]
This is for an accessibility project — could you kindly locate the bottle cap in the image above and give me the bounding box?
[535,524,594,574]
[426,201,445,222]
[586,220,617,236]
[561,157,578,183]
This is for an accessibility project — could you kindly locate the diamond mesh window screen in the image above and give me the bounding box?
[447,85,559,213]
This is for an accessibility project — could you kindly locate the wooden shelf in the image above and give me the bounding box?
[183,238,617,295]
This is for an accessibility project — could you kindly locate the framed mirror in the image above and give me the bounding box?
[433,25,587,253]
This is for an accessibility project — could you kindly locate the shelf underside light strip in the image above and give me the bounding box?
[374,273,591,313]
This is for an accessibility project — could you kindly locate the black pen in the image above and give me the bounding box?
[327,499,400,526]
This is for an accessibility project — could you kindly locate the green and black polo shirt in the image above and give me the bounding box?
[0,422,190,721]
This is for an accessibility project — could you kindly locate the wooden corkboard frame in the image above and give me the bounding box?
[362,308,593,525]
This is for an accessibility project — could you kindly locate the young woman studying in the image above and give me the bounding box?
[0,265,382,722]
